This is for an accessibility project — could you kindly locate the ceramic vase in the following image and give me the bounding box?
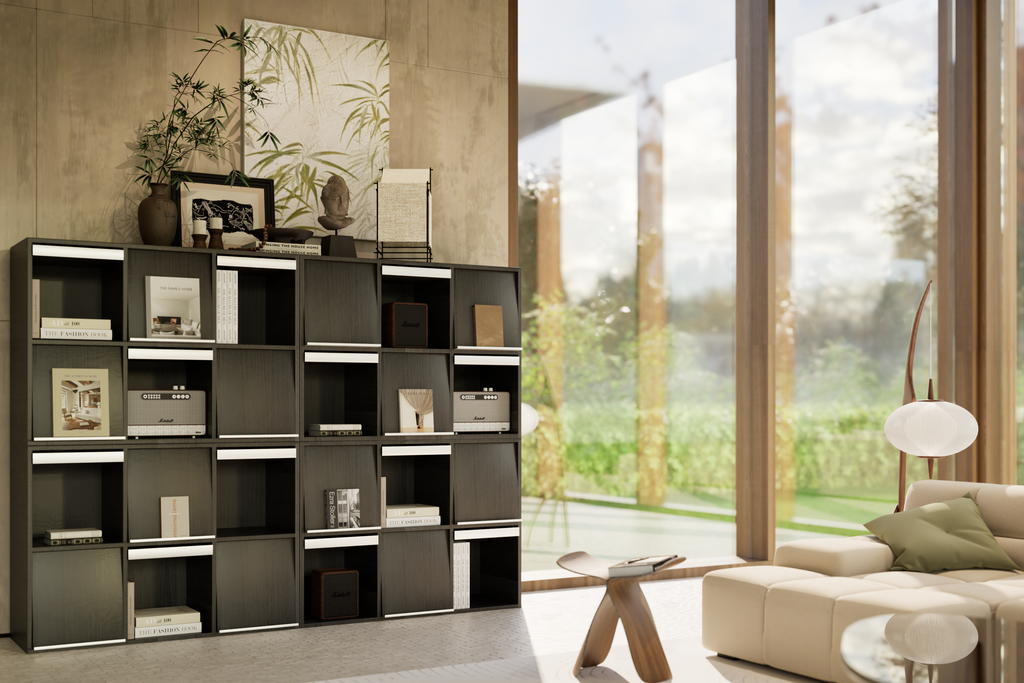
[138,183,178,246]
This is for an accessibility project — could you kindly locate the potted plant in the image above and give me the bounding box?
[132,25,279,246]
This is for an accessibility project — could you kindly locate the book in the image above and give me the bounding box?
[385,515,440,527]
[473,304,504,347]
[40,328,114,340]
[338,488,360,528]
[454,542,470,609]
[45,527,102,539]
[160,496,190,538]
[608,555,679,578]
[43,536,103,545]
[261,242,321,255]
[32,279,39,339]
[135,622,202,638]
[307,430,362,437]
[386,504,440,518]
[380,477,387,529]
[51,368,109,438]
[309,423,362,431]
[399,389,434,433]
[324,489,337,528]
[126,582,135,640]
[145,275,202,339]
[135,605,200,627]
[41,317,111,329]
[229,269,237,344]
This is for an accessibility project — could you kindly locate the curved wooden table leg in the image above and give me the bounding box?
[574,589,619,675]
[608,578,671,683]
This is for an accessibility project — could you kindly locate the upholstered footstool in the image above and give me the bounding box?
[831,589,991,683]
[702,566,824,665]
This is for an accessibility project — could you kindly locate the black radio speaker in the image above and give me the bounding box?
[383,302,428,347]
[312,568,359,620]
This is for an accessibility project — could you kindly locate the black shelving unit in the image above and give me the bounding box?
[9,239,522,653]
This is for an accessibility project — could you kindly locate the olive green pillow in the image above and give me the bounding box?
[864,494,1019,573]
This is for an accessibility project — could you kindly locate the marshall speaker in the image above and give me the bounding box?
[453,390,510,432]
[127,390,206,436]
[311,568,359,620]
[382,302,428,347]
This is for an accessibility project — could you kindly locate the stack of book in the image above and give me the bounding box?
[216,269,238,343]
[261,242,321,256]
[385,503,440,527]
[308,423,362,437]
[134,605,201,639]
[453,541,471,609]
[324,488,361,529]
[35,315,112,341]
[44,528,103,545]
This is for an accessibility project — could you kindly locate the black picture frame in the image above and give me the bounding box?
[170,171,275,247]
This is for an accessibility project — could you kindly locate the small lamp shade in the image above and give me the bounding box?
[884,400,978,458]
[884,612,977,665]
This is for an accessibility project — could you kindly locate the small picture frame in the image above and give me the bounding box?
[399,389,434,433]
[52,368,109,438]
[171,172,275,248]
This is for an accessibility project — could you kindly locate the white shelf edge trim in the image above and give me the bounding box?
[456,518,522,526]
[306,526,381,534]
[130,535,216,543]
[456,346,523,351]
[218,255,297,270]
[33,244,124,261]
[128,544,213,560]
[217,448,297,460]
[35,639,126,651]
[382,265,451,279]
[454,527,520,541]
[33,451,124,465]
[304,351,378,364]
[305,535,379,550]
[307,342,382,348]
[385,608,454,619]
[219,623,298,634]
[128,348,213,361]
[34,436,127,442]
[382,444,452,457]
[128,337,212,343]
[383,432,455,438]
[454,354,519,367]
[219,434,300,439]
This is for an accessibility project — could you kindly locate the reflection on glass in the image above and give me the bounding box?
[518,1,736,573]
[776,0,938,538]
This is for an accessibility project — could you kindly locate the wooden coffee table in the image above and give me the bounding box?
[557,551,685,683]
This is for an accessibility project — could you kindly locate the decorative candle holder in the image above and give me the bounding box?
[192,234,208,248]
[208,228,224,250]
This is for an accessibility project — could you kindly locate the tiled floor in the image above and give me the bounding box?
[0,578,811,683]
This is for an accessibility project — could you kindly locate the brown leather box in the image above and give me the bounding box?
[311,568,359,620]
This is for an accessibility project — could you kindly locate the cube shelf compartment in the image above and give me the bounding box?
[10,238,521,653]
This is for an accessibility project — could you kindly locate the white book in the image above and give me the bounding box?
[32,279,40,339]
[135,605,200,626]
[41,317,111,329]
[160,496,190,538]
[135,622,201,638]
[46,527,102,539]
[231,270,238,344]
[387,504,440,518]
[145,275,201,340]
[40,328,114,340]
[386,515,441,527]
[216,271,222,343]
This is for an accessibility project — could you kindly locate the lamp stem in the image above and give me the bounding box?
[895,281,932,513]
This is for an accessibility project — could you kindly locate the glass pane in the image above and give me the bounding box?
[775,0,939,542]
[518,1,736,574]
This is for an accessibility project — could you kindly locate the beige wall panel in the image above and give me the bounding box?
[428,0,507,77]
[0,321,9,636]
[0,4,36,323]
[0,1,37,9]
[322,0,385,38]
[94,0,128,22]
[128,0,197,31]
[37,12,240,243]
[198,0,326,34]
[386,0,427,65]
[38,0,90,16]
[391,63,507,266]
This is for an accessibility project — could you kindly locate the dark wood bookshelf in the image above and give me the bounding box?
[9,238,522,653]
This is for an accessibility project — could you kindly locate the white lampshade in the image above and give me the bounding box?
[521,403,540,435]
[884,612,977,665]
[884,400,978,458]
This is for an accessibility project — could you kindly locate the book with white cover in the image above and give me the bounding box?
[160,496,190,538]
[145,275,202,339]
[135,622,201,638]
[135,605,200,626]
[45,527,102,539]
[386,515,440,527]
[51,368,109,438]
[386,503,439,518]
[40,328,113,340]
[41,317,111,329]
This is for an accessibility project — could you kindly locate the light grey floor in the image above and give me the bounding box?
[0,578,813,683]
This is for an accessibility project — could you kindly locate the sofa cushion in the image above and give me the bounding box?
[922,581,1024,609]
[864,494,1018,573]
[774,536,893,576]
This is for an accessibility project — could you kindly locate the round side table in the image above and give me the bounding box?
[557,551,685,683]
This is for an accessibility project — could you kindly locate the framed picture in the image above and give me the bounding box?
[52,368,109,438]
[171,172,275,248]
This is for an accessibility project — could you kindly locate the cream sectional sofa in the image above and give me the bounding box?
[703,479,1024,683]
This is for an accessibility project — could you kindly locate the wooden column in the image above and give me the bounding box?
[775,90,795,523]
[508,0,518,268]
[735,0,776,561]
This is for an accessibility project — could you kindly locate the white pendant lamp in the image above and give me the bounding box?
[884,400,978,458]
